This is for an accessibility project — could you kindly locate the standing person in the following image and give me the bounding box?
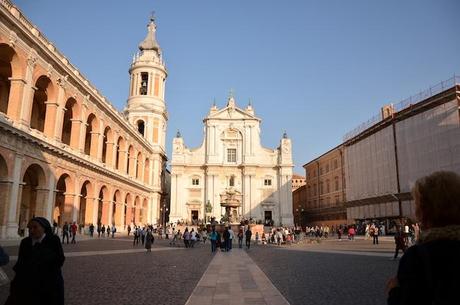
[145,229,154,253]
[140,228,146,245]
[111,225,116,238]
[101,225,106,237]
[106,225,111,238]
[386,171,460,305]
[133,227,139,246]
[372,225,379,245]
[70,222,77,244]
[210,227,218,253]
[392,226,406,260]
[228,226,234,250]
[89,223,94,237]
[276,229,282,246]
[238,228,244,248]
[127,225,131,236]
[62,222,69,244]
[223,227,230,252]
[202,228,208,244]
[183,228,190,248]
[5,217,65,305]
[348,226,356,241]
[52,221,58,235]
[245,227,252,249]
[190,228,197,248]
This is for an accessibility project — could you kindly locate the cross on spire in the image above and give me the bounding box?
[228,88,235,99]
[150,10,156,22]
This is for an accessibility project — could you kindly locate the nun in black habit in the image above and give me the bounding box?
[5,217,65,305]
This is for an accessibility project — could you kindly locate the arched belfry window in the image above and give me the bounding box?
[139,73,148,95]
[137,120,145,136]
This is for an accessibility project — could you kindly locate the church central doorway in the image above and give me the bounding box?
[264,211,273,226]
[191,210,198,223]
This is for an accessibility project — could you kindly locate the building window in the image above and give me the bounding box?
[227,148,236,163]
[313,184,317,196]
[139,72,148,95]
[229,176,235,187]
[334,159,338,169]
[326,180,330,193]
[335,195,340,204]
[264,179,272,186]
[320,182,324,195]
[326,164,329,173]
[319,167,323,175]
[192,178,200,186]
[335,176,339,191]
[137,120,145,136]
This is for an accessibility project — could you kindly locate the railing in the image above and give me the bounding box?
[343,75,460,142]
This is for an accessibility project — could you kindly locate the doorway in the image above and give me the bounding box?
[191,210,199,223]
[264,211,273,226]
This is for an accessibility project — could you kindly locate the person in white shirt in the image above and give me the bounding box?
[228,227,234,250]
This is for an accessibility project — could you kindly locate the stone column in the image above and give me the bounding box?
[118,150,128,173]
[69,119,82,149]
[84,197,97,226]
[105,141,115,168]
[6,154,23,238]
[63,193,75,223]
[0,180,12,238]
[128,155,137,177]
[101,200,111,225]
[134,207,140,225]
[16,56,36,126]
[35,188,50,218]
[44,101,59,138]
[125,204,133,226]
[152,158,160,187]
[7,78,26,122]
[114,201,123,228]
[137,159,144,182]
[90,131,100,159]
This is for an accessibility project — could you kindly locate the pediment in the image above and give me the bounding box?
[208,106,259,121]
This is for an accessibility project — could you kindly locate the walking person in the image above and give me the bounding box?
[62,222,69,244]
[238,227,243,248]
[392,226,406,260]
[140,228,146,245]
[111,225,116,238]
[145,229,154,253]
[190,228,197,248]
[133,227,139,246]
[101,225,106,237]
[89,223,94,237]
[245,227,252,249]
[5,217,65,305]
[210,227,218,253]
[372,225,379,245]
[386,171,460,305]
[183,228,190,248]
[228,226,234,250]
[223,227,230,251]
[202,228,208,244]
[127,224,131,236]
[106,225,111,237]
[70,222,77,244]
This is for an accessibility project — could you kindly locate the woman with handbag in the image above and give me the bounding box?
[5,217,65,305]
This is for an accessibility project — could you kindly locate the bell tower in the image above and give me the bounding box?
[125,15,167,150]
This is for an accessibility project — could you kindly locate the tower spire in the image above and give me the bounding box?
[139,15,160,53]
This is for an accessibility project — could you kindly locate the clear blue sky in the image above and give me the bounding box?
[15,0,460,173]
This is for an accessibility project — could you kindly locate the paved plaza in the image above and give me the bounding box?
[0,235,398,305]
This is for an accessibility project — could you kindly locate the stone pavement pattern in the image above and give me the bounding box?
[186,249,290,305]
[247,242,398,305]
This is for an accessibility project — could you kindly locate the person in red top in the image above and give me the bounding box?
[70,222,78,244]
[348,226,356,241]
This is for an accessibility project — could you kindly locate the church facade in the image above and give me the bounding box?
[169,96,294,226]
[0,1,167,238]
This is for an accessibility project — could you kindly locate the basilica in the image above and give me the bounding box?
[169,96,294,226]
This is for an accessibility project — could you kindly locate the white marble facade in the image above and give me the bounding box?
[169,95,293,226]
